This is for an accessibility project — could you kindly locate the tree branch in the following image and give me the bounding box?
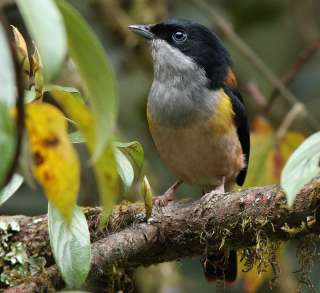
[2,178,320,291]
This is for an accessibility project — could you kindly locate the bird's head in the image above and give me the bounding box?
[128,19,232,88]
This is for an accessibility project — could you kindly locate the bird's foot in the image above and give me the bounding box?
[153,180,182,207]
[153,190,175,207]
[213,182,225,194]
[211,177,226,195]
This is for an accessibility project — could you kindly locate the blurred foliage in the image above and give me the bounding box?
[281,131,320,207]
[0,0,320,292]
[94,0,168,48]
[135,262,182,293]
[0,22,17,189]
[244,117,304,188]
[0,0,143,288]
[16,0,67,81]
[222,0,286,28]
[49,86,120,224]
[57,0,119,159]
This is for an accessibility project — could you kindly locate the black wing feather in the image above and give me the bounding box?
[223,86,250,186]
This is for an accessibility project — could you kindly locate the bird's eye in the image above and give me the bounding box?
[172,31,187,43]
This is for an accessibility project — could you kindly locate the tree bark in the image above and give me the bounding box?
[2,177,320,292]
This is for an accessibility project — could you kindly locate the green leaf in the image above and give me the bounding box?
[56,0,118,159]
[48,203,91,288]
[68,133,139,192]
[114,141,144,192]
[94,144,119,224]
[114,148,134,192]
[24,88,37,104]
[50,87,119,224]
[0,25,16,107]
[69,131,85,144]
[0,174,24,206]
[114,141,144,176]
[18,131,36,188]
[0,23,17,188]
[140,176,153,219]
[17,0,67,81]
[281,132,320,207]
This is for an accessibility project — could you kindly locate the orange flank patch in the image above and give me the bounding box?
[225,67,238,88]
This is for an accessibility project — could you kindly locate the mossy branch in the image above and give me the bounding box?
[2,177,320,291]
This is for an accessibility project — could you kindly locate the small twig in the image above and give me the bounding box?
[0,12,25,186]
[276,103,305,142]
[266,40,320,113]
[246,81,268,109]
[190,0,320,130]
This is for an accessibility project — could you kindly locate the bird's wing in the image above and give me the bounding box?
[223,85,250,186]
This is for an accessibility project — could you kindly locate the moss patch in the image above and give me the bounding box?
[0,219,46,288]
[295,234,318,292]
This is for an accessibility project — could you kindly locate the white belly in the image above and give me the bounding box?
[148,118,244,187]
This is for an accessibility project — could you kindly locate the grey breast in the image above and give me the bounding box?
[148,39,218,128]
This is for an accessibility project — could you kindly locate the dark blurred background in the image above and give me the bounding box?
[1,0,320,292]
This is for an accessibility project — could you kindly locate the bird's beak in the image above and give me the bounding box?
[128,24,154,40]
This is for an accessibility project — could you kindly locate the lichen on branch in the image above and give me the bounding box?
[2,178,320,292]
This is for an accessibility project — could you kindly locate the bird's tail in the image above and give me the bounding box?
[202,249,237,283]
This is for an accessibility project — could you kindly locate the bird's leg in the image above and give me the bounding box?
[153,179,183,207]
[213,177,225,194]
[201,177,226,202]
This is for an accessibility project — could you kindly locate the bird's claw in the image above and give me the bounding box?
[153,190,175,207]
[152,180,182,207]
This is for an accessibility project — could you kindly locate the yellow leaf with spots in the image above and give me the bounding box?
[49,86,119,224]
[25,103,80,222]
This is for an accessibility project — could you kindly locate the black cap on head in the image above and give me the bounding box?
[129,19,232,89]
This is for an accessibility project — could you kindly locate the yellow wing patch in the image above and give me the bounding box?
[209,89,235,134]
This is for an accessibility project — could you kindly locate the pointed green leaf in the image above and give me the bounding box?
[69,131,85,144]
[56,0,118,159]
[48,203,91,288]
[17,0,67,81]
[114,148,134,192]
[0,174,24,206]
[11,26,30,88]
[140,176,153,219]
[68,133,138,193]
[94,144,119,224]
[0,23,17,188]
[114,141,144,177]
[281,132,320,207]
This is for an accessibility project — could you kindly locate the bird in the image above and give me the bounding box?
[128,19,250,283]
